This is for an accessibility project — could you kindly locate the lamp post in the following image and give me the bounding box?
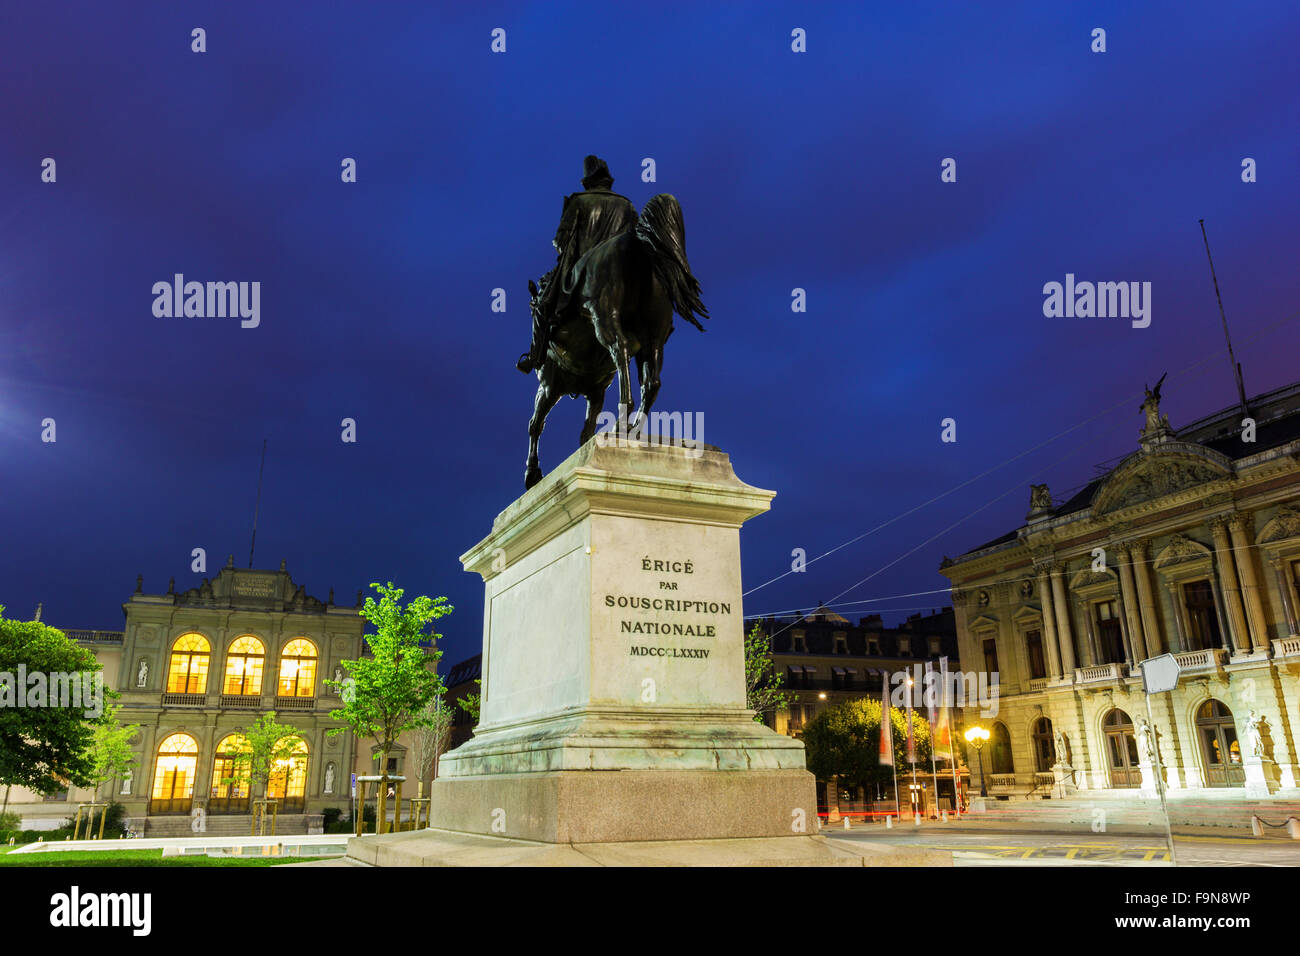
[964,725,990,798]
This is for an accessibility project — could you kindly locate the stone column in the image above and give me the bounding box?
[1117,549,1148,662]
[1130,541,1164,655]
[1270,556,1299,636]
[1163,581,1188,652]
[1211,517,1251,653]
[1037,569,1063,680]
[1075,597,1098,667]
[1229,515,1270,649]
[1050,566,1077,675]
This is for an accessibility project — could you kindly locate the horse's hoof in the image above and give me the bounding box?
[525,465,543,489]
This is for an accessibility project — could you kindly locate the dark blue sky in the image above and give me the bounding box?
[3,2,1297,657]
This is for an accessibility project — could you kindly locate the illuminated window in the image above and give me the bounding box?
[267,736,310,811]
[223,636,265,696]
[277,639,318,698]
[150,733,198,813]
[166,634,210,694]
[210,734,251,812]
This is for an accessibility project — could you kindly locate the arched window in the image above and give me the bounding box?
[209,734,252,813]
[267,736,310,812]
[1197,699,1244,787]
[166,634,210,694]
[989,722,1014,775]
[277,639,318,698]
[223,636,265,696]
[1031,717,1055,772]
[150,733,198,814]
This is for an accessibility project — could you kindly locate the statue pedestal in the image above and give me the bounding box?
[1051,762,1077,799]
[1244,755,1280,797]
[1138,759,1159,797]
[387,436,908,866]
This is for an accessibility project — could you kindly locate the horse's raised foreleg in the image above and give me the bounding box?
[526,372,561,489]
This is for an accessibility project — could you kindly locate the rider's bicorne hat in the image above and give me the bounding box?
[581,155,614,189]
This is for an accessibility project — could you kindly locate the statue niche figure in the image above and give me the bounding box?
[518,155,708,489]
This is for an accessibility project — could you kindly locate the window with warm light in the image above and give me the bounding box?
[151,733,198,811]
[267,736,310,810]
[166,634,210,694]
[223,636,265,696]
[210,734,252,811]
[277,638,318,697]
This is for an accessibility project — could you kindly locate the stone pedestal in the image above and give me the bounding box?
[1244,755,1280,797]
[1051,762,1077,799]
[1138,759,1159,797]
[429,438,812,845]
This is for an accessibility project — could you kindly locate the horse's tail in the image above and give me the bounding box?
[635,194,708,331]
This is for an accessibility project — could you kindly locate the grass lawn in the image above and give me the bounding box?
[0,847,328,867]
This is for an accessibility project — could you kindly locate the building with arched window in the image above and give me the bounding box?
[940,379,1300,804]
[7,559,366,834]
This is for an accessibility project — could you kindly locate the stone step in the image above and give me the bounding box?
[131,814,320,838]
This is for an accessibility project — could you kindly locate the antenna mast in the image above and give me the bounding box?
[1198,219,1249,419]
[249,438,267,569]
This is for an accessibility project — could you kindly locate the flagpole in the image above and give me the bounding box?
[925,662,939,819]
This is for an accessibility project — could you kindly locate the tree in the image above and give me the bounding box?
[457,679,481,725]
[85,701,140,803]
[0,605,104,799]
[325,582,452,798]
[744,622,794,723]
[221,711,306,801]
[410,696,453,793]
[801,697,932,791]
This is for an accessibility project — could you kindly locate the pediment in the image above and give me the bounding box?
[1091,444,1233,516]
[1070,567,1118,590]
[1257,506,1300,545]
[968,615,999,632]
[1153,533,1213,570]
[1012,605,1043,625]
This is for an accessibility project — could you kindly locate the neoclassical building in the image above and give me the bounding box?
[939,380,1300,801]
[11,559,365,833]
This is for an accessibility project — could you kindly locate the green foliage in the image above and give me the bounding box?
[0,605,104,794]
[744,623,794,722]
[326,583,453,778]
[457,680,481,724]
[85,703,140,802]
[220,712,305,797]
[801,697,933,790]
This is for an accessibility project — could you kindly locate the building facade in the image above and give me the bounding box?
[10,559,365,832]
[939,381,1300,802]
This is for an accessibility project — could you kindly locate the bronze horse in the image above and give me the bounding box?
[524,194,707,489]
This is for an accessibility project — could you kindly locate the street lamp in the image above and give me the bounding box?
[964,725,990,797]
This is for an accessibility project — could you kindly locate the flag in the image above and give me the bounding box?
[905,678,917,765]
[878,671,894,767]
[935,697,956,759]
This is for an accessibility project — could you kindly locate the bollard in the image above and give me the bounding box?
[1251,815,1263,837]
[914,812,921,826]
[885,815,893,829]
[941,810,949,823]
[1287,817,1300,841]
[843,817,851,830]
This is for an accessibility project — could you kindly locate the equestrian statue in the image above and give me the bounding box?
[517,155,708,489]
